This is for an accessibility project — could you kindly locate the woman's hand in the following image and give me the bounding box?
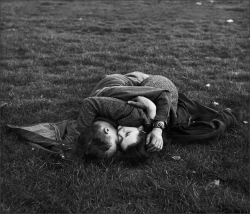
[128,96,156,119]
[146,128,163,152]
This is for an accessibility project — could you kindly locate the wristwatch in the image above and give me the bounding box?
[153,121,166,130]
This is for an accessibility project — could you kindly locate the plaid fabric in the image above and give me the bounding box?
[140,75,178,125]
[140,75,178,114]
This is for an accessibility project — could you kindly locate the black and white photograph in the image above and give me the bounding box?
[1,0,249,213]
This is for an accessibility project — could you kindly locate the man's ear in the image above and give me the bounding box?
[104,127,109,134]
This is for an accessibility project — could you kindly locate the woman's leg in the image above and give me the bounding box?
[167,93,239,143]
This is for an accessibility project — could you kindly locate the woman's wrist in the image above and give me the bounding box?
[147,105,156,119]
[152,127,163,134]
[153,120,166,130]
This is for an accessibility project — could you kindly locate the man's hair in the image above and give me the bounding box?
[75,124,111,160]
[123,131,150,163]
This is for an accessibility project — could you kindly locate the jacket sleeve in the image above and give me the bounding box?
[95,86,172,122]
[76,97,146,132]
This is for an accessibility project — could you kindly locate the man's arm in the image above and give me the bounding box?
[128,96,157,119]
[76,97,148,132]
[94,86,172,122]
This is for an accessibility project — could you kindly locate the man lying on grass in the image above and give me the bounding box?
[76,71,179,159]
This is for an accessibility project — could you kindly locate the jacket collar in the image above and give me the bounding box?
[95,117,118,128]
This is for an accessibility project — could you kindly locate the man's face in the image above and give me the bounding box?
[94,120,119,157]
[104,125,119,157]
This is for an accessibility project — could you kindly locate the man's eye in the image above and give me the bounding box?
[126,132,131,137]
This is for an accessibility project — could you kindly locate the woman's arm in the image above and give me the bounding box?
[127,96,164,152]
[95,86,171,122]
[127,96,156,119]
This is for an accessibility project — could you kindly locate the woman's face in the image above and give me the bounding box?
[117,125,143,151]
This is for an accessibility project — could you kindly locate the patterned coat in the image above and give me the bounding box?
[140,75,178,125]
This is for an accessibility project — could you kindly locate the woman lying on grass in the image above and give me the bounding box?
[77,94,243,162]
[76,75,243,162]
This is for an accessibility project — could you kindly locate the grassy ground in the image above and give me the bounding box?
[1,0,249,213]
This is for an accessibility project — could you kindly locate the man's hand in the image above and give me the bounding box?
[146,128,163,152]
[128,96,156,119]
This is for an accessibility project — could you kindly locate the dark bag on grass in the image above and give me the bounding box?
[7,121,74,158]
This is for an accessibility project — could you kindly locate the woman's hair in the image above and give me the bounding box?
[123,131,150,162]
[75,124,111,160]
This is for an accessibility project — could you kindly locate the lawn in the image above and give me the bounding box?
[0,0,249,213]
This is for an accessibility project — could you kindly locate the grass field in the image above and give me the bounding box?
[1,0,250,213]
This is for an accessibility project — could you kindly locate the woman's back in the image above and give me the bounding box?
[140,75,178,114]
